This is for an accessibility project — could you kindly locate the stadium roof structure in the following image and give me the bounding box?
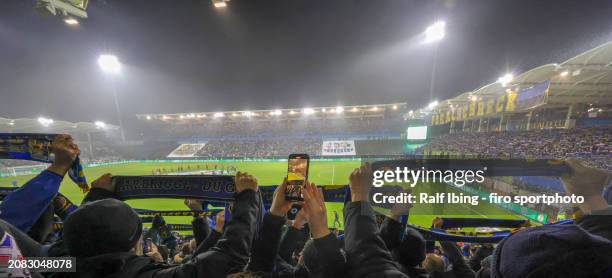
[412,41,612,116]
[137,103,407,123]
[0,117,119,134]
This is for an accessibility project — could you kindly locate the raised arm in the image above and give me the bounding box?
[344,164,408,278]
[247,178,292,273]
[0,135,78,232]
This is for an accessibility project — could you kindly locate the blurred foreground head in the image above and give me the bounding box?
[491,224,612,278]
[63,199,142,257]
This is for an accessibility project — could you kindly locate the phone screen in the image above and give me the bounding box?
[286,154,309,201]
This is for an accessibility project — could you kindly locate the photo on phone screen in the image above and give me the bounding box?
[286,154,309,201]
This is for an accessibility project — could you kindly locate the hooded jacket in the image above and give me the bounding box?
[55,189,260,278]
[343,201,408,278]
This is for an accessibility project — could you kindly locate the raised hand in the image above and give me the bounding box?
[561,158,611,214]
[235,171,258,193]
[302,181,329,238]
[145,242,164,263]
[292,207,308,230]
[91,173,115,192]
[349,163,374,202]
[184,198,204,211]
[215,210,225,233]
[390,188,412,221]
[48,134,80,176]
[270,177,293,216]
[431,217,444,229]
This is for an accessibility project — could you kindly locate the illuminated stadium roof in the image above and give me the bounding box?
[413,41,612,116]
[0,117,119,134]
[137,103,406,123]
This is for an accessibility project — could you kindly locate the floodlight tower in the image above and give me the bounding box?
[424,21,446,102]
[98,54,126,142]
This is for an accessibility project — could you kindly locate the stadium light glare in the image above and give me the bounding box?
[409,110,414,115]
[64,18,79,25]
[559,71,569,77]
[428,100,439,109]
[232,113,237,117]
[371,106,378,111]
[98,54,121,74]
[179,115,185,119]
[272,109,282,116]
[37,117,54,127]
[392,105,398,110]
[213,112,224,118]
[8,121,15,126]
[469,95,478,102]
[145,115,152,120]
[351,107,358,112]
[243,111,253,117]
[321,108,327,112]
[424,21,446,43]
[212,0,229,8]
[497,73,513,87]
[197,114,206,118]
[303,108,315,115]
[336,106,344,114]
[289,110,296,115]
[95,121,106,129]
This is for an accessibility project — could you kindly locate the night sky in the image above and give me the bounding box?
[1,0,611,126]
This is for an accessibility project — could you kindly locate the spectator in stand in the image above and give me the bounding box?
[419,126,611,171]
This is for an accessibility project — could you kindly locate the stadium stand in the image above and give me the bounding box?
[418,127,611,170]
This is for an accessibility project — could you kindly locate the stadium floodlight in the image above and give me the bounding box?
[336,106,344,114]
[179,115,185,119]
[392,105,398,110]
[409,110,414,115]
[38,117,54,127]
[371,106,378,111]
[289,110,296,115]
[212,0,227,8]
[64,17,79,25]
[272,109,282,116]
[497,73,513,87]
[243,111,253,117]
[428,100,439,109]
[469,95,478,102]
[95,121,106,129]
[559,71,569,77]
[213,112,224,118]
[303,108,315,115]
[424,21,446,43]
[321,108,327,112]
[145,115,152,120]
[351,107,358,112]
[162,115,169,120]
[8,121,15,126]
[197,114,206,118]
[98,54,121,74]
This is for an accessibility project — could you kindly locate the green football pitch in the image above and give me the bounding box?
[0,160,524,230]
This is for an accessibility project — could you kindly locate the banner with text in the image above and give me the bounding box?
[321,140,356,156]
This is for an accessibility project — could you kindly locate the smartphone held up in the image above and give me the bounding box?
[285,154,309,201]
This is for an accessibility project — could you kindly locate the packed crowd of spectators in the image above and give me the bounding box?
[196,139,323,158]
[144,116,404,141]
[0,134,610,277]
[419,126,612,171]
